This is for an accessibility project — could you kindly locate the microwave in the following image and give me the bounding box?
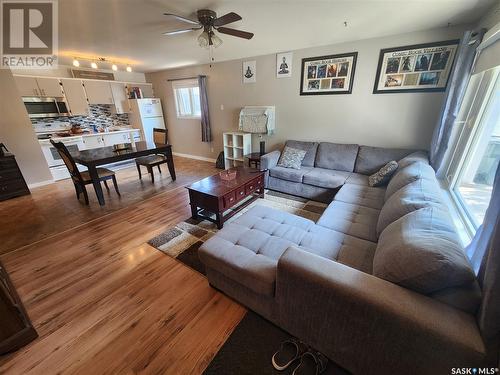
[23,97,70,118]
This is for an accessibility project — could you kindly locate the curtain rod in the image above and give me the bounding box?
[167,75,205,82]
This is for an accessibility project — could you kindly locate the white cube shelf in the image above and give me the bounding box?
[223,132,252,169]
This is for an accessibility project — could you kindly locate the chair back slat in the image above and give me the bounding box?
[153,128,168,145]
[50,140,83,182]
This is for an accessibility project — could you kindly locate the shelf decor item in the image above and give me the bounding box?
[219,169,237,181]
[300,52,357,95]
[373,39,459,94]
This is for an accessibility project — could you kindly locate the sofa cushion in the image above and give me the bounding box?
[285,140,319,167]
[373,207,476,294]
[334,184,386,210]
[430,281,482,314]
[315,142,359,172]
[302,168,350,189]
[277,146,307,169]
[385,161,436,200]
[269,166,313,183]
[317,200,380,242]
[368,161,399,187]
[298,224,377,274]
[354,146,416,175]
[397,151,429,169]
[345,172,369,186]
[377,178,445,235]
[199,205,316,296]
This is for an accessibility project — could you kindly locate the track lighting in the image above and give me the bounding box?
[126,66,132,72]
[111,64,118,71]
[91,62,98,69]
[72,59,80,67]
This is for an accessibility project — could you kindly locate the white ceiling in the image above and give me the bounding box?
[57,0,494,72]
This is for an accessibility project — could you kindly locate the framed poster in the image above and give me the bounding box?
[276,52,292,78]
[373,39,459,94]
[242,60,256,83]
[300,52,357,95]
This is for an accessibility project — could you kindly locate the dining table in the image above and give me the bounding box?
[71,141,176,206]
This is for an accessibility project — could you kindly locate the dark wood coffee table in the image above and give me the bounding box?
[186,167,265,229]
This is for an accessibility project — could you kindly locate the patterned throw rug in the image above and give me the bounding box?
[147,190,327,274]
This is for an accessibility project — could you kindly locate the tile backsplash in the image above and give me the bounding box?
[31,105,130,131]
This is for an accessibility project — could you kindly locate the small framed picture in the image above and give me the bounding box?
[276,52,292,78]
[242,60,256,83]
[373,39,459,94]
[300,52,357,95]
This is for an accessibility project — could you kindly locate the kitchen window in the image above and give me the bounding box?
[172,79,201,119]
[446,66,500,233]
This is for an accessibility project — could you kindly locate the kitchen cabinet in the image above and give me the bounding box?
[104,132,130,146]
[82,135,104,149]
[61,79,89,116]
[83,80,114,105]
[110,82,129,114]
[36,77,63,97]
[13,76,40,97]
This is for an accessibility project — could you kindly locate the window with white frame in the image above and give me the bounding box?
[446,67,500,232]
[172,79,201,119]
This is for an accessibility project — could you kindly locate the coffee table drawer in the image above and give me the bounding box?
[245,180,257,194]
[254,175,263,188]
[223,191,236,208]
[235,186,246,202]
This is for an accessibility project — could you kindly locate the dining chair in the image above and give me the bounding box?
[135,128,169,183]
[50,140,120,205]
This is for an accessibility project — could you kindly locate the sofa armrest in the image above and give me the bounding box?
[260,150,281,171]
[276,247,486,373]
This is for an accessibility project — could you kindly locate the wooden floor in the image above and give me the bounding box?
[0,157,247,374]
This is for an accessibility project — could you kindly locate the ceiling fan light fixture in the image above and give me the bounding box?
[211,32,223,48]
[197,31,210,48]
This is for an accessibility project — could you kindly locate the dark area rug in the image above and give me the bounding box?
[204,311,349,375]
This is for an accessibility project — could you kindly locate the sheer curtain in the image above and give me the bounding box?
[466,161,500,340]
[198,75,212,142]
[429,29,485,174]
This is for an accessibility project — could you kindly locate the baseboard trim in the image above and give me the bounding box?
[172,152,216,163]
[28,179,54,189]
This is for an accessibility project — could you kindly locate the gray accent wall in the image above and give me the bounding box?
[146,25,468,160]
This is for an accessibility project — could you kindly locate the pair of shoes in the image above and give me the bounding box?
[271,339,328,374]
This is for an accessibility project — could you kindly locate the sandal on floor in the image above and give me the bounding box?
[292,351,328,375]
[271,339,308,371]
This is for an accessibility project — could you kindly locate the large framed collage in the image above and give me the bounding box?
[373,40,459,94]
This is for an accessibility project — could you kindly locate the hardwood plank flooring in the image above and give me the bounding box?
[0,156,217,256]
[0,157,247,374]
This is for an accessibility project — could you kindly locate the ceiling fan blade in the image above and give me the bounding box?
[213,12,242,27]
[163,13,200,25]
[162,27,202,36]
[216,27,254,40]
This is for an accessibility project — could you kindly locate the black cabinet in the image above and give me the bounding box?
[0,153,30,201]
[0,261,38,354]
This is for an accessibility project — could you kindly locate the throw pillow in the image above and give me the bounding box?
[368,161,398,187]
[277,146,307,170]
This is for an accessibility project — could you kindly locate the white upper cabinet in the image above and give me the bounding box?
[13,76,63,97]
[110,82,129,114]
[14,76,40,97]
[61,79,89,116]
[83,80,114,105]
[36,77,63,97]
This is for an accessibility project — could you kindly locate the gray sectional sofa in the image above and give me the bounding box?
[199,141,497,374]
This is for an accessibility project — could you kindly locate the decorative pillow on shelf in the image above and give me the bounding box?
[277,146,307,170]
[368,161,399,187]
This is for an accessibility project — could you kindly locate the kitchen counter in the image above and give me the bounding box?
[41,128,140,142]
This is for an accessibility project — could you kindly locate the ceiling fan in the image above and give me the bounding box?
[163,9,254,48]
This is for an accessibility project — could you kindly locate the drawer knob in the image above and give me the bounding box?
[240,191,244,195]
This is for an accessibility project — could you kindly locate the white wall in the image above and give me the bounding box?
[0,69,52,186]
[147,25,468,160]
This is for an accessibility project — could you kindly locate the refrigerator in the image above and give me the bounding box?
[129,99,166,147]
